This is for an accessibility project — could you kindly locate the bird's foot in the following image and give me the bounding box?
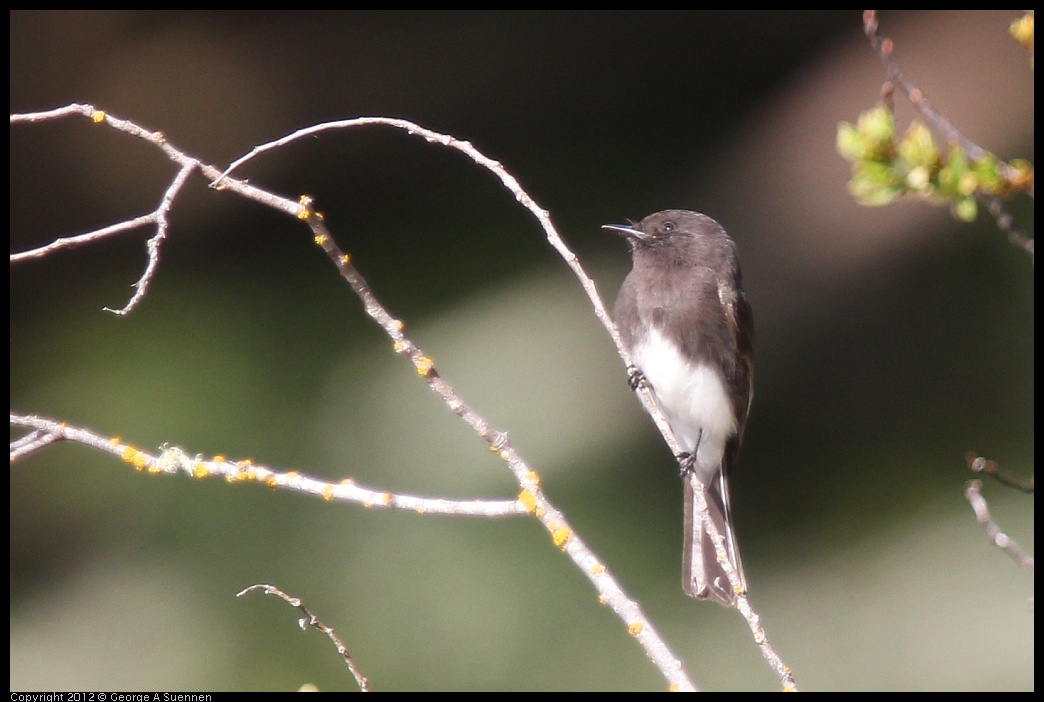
[626,364,645,391]
[676,452,697,478]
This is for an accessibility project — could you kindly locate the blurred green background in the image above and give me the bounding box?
[10,11,1033,691]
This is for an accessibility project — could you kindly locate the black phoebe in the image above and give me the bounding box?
[605,210,753,606]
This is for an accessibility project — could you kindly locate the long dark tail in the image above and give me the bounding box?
[682,470,746,605]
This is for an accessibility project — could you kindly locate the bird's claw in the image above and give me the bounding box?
[626,364,645,391]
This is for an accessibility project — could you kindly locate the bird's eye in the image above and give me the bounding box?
[663,221,675,232]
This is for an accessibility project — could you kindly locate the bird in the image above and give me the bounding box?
[605,209,753,606]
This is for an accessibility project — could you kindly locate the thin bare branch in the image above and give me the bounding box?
[964,480,1034,571]
[9,428,62,461]
[11,104,304,313]
[966,451,1035,494]
[215,117,625,362]
[10,213,157,263]
[238,584,370,692]
[104,161,197,315]
[9,413,525,517]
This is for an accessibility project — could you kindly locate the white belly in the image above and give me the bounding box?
[632,326,735,480]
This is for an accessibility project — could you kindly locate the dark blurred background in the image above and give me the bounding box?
[10,11,1033,691]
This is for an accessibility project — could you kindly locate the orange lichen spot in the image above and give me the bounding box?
[589,563,605,575]
[597,594,608,605]
[109,436,121,445]
[393,341,407,353]
[380,492,393,506]
[393,319,404,331]
[627,621,643,636]
[121,445,138,462]
[339,478,354,486]
[321,484,335,501]
[550,524,571,548]
[236,459,253,467]
[263,474,279,489]
[192,462,209,479]
[297,195,314,220]
[518,490,538,513]
[340,253,351,265]
[522,471,540,487]
[415,356,434,377]
[91,110,106,123]
[668,683,680,693]
[313,233,328,246]
[213,455,226,464]
[286,471,299,479]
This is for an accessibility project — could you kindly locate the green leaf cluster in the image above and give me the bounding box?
[836,104,1033,222]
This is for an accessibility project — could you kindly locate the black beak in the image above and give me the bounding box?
[602,222,641,239]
